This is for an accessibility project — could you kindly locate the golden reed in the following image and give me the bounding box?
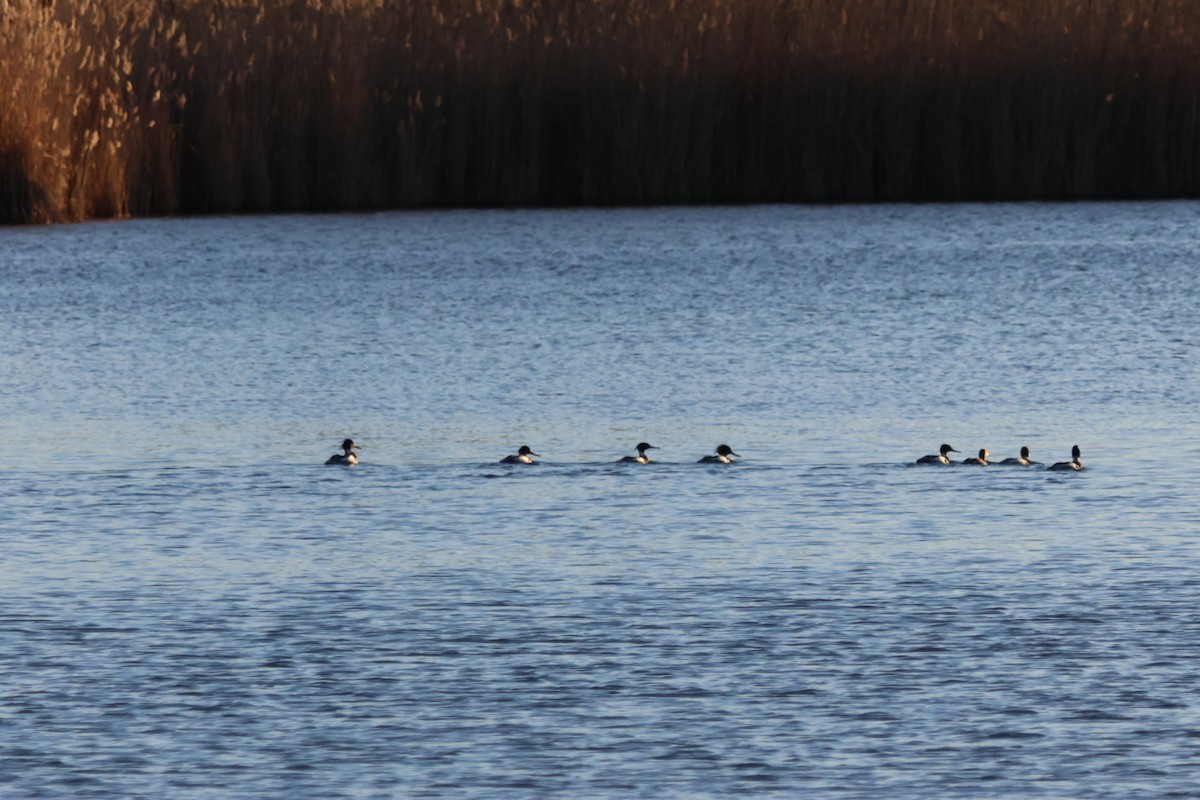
[2,0,1199,223]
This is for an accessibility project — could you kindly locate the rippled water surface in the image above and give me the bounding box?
[2,204,1199,797]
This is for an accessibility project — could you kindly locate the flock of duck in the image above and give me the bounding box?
[325,439,1085,470]
[915,443,1084,470]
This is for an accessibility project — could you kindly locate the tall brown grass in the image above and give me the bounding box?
[3,0,1200,223]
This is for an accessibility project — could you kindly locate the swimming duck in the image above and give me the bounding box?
[325,438,360,466]
[999,446,1041,466]
[617,442,659,464]
[500,445,540,465]
[698,444,739,464]
[1047,445,1083,471]
[915,444,960,465]
[961,448,990,466]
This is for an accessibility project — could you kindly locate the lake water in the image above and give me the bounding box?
[1,203,1199,797]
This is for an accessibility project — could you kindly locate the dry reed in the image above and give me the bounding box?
[2,0,1200,222]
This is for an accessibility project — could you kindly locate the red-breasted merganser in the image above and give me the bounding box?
[999,446,1041,466]
[618,442,659,464]
[500,445,540,464]
[1047,445,1083,471]
[698,444,739,464]
[325,438,360,466]
[915,444,959,465]
[961,448,990,466]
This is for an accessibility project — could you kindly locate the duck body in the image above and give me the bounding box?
[960,448,990,466]
[1048,445,1083,471]
[915,444,960,465]
[325,438,360,466]
[617,442,659,464]
[501,445,540,465]
[698,444,739,464]
[999,446,1041,466]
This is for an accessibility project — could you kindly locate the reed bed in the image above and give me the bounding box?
[2,0,1199,222]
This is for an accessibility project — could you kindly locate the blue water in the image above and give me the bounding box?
[2,203,1199,797]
